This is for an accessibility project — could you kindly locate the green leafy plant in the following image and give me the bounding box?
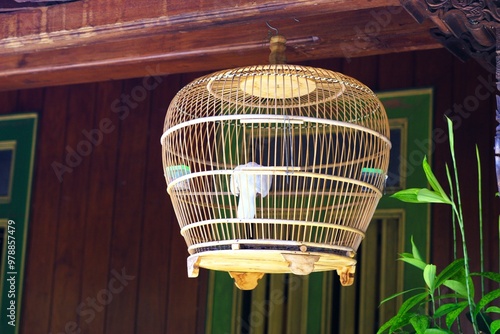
[377,117,500,334]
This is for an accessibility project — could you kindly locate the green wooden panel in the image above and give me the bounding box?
[306,272,323,334]
[379,218,401,324]
[249,278,266,334]
[206,271,236,334]
[286,274,308,334]
[359,222,379,334]
[267,274,285,333]
[377,88,433,292]
[339,283,357,334]
[0,113,37,334]
[321,272,333,334]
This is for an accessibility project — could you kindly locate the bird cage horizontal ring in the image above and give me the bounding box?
[161,115,390,145]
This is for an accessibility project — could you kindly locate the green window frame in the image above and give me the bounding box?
[0,113,37,334]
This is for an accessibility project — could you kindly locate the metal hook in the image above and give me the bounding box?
[266,21,279,35]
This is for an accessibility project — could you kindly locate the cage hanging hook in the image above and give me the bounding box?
[266,21,279,36]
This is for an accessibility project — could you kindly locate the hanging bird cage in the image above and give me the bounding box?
[161,36,391,290]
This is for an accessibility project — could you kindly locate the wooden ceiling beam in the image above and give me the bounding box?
[0,0,441,91]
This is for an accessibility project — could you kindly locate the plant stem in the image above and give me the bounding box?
[445,164,461,331]
[430,292,437,327]
[476,146,485,295]
[446,117,478,332]
[450,160,478,333]
[445,164,458,260]
[451,203,478,332]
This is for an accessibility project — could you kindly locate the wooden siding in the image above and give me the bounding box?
[0,48,497,333]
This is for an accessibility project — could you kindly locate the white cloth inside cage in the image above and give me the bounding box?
[230,162,272,219]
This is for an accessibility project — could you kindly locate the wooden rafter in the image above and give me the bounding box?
[401,0,498,72]
[0,0,441,91]
[0,0,77,12]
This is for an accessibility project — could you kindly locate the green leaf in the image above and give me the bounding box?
[472,271,500,283]
[475,289,500,316]
[383,295,427,332]
[486,306,500,314]
[394,292,428,320]
[410,315,430,334]
[390,313,416,333]
[399,257,427,271]
[379,287,426,305]
[435,259,465,288]
[434,301,467,319]
[496,192,499,197]
[443,280,467,298]
[424,264,437,292]
[377,315,396,334]
[445,302,468,328]
[424,329,452,334]
[417,188,451,204]
[422,156,451,203]
[377,314,411,334]
[435,293,466,301]
[446,117,455,153]
[392,188,423,203]
[433,302,468,329]
[400,252,415,259]
[491,319,500,334]
[443,266,474,300]
[411,236,423,261]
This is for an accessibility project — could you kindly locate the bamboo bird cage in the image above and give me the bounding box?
[161,36,391,290]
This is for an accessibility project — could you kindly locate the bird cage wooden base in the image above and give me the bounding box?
[187,247,356,290]
[162,63,390,290]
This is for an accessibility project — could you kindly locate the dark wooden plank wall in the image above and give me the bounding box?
[0,48,498,334]
[0,75,208,334]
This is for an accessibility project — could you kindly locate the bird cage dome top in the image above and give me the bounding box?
[164,64,389,137]
[162,59,391,290]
